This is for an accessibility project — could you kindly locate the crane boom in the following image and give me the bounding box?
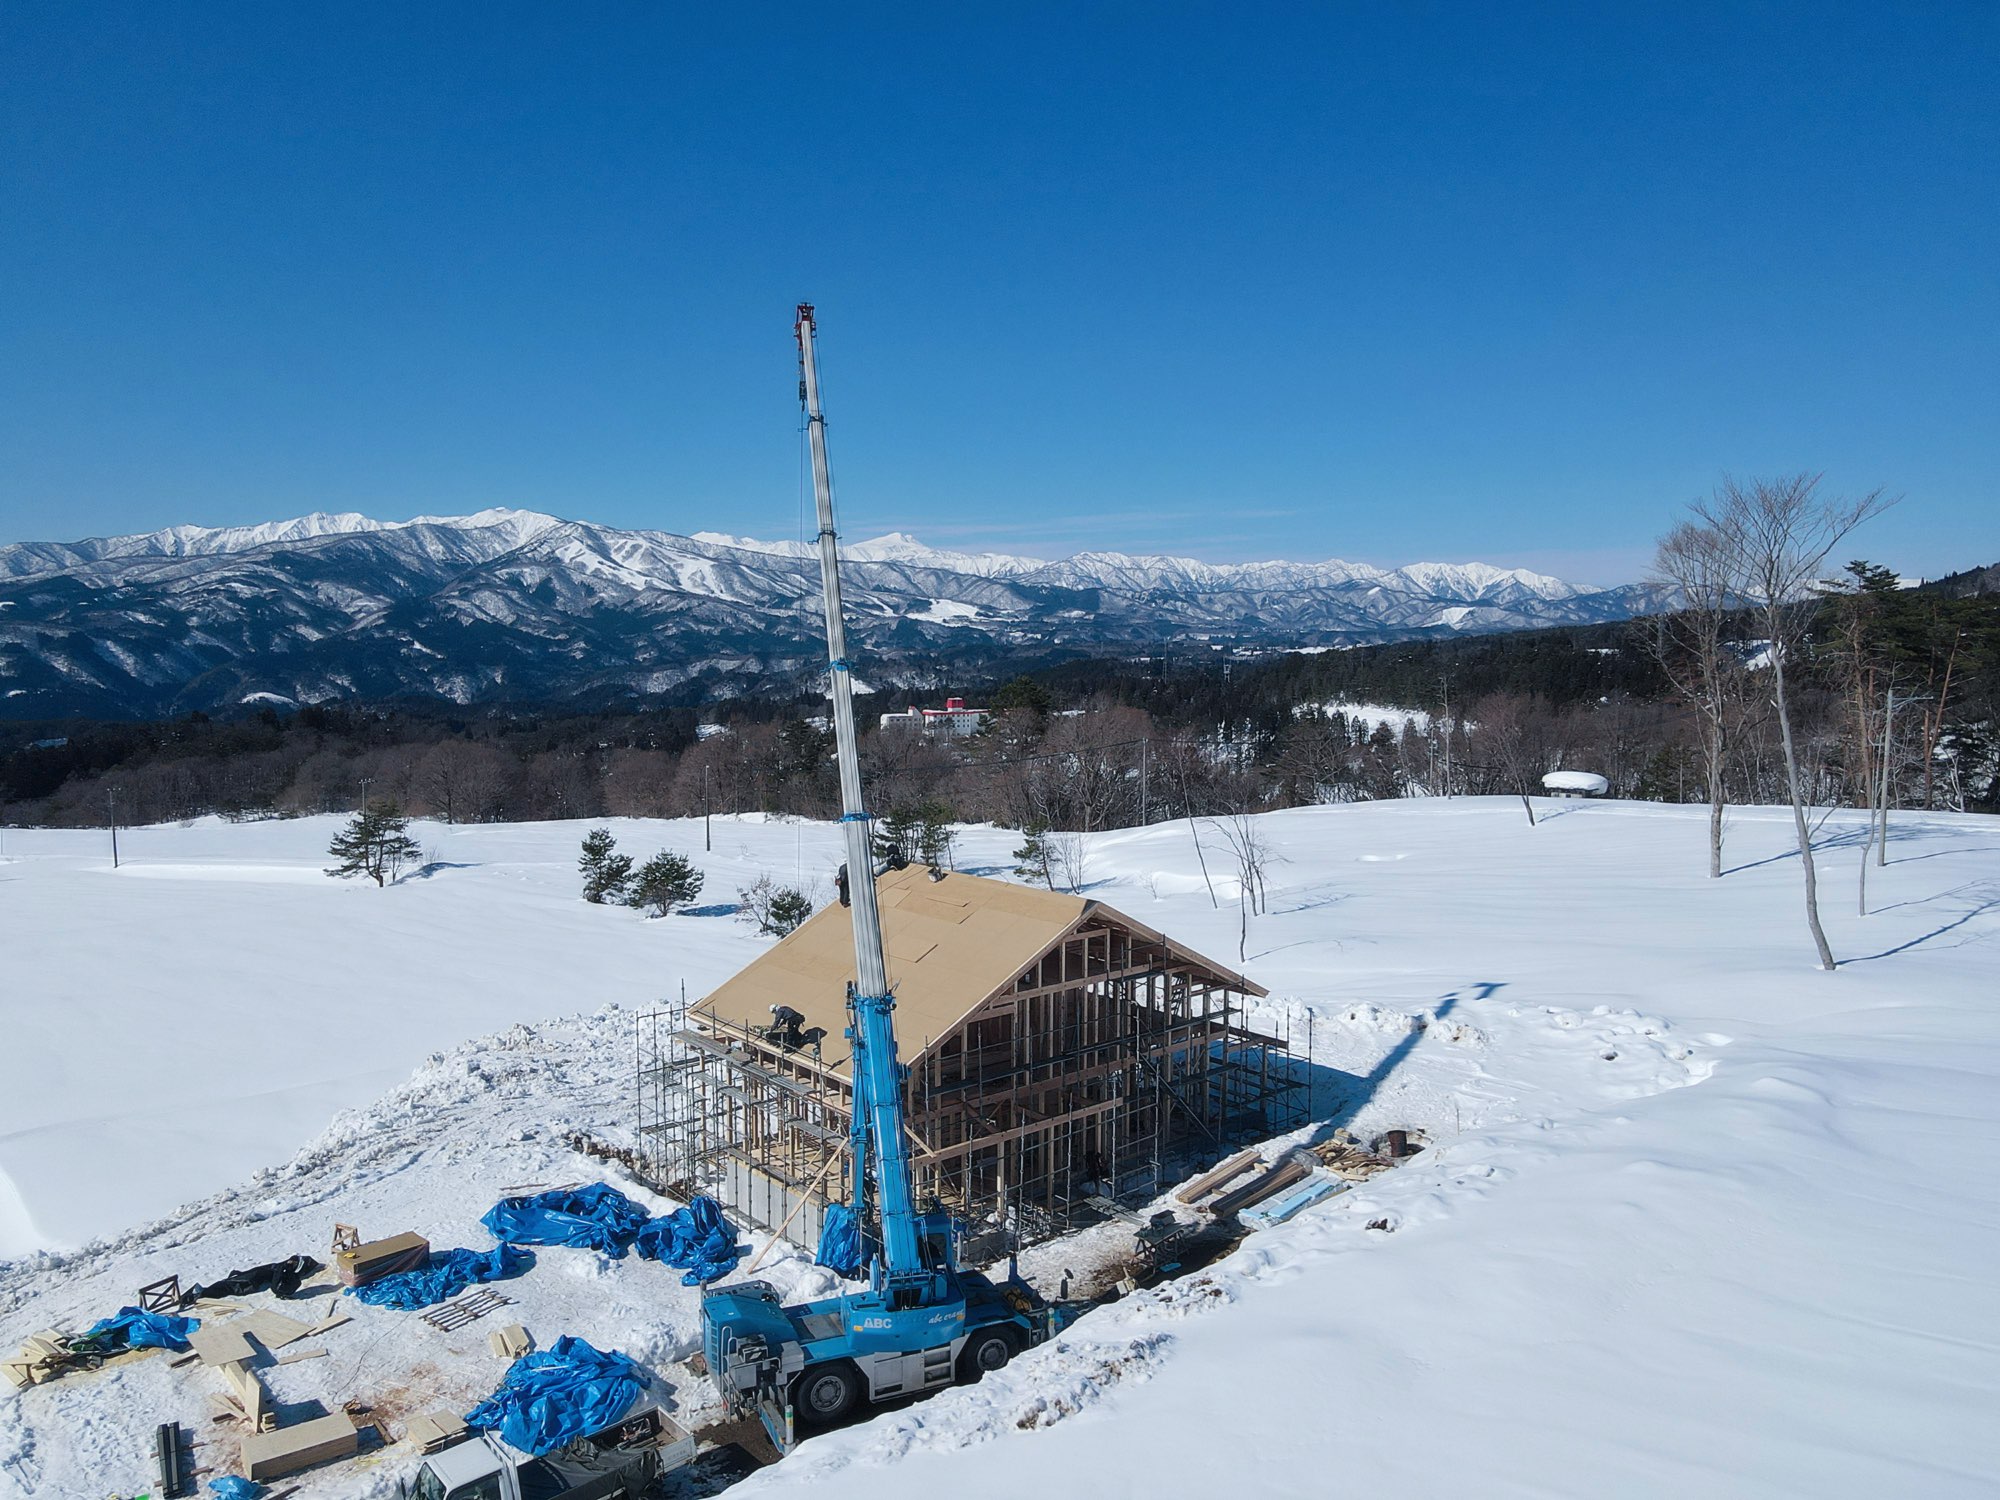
[794,303,923,1287]
[700,311,1054,1440]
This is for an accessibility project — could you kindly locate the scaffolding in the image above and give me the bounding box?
[635,913,1309,1257]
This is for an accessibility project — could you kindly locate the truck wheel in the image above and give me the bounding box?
[957,1328,1014,1383]
[795,1362,861,1423]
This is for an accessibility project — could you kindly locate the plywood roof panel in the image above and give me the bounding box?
[694,865,1263,1077]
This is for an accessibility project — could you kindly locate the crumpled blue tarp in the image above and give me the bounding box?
[77,1305,199,1352]
[481,1183,653,1258]
[632,1195,746,1286]
[208,1477,264,1499]
[463,1335,645,1457]
[349,1244,534,1310]
[813,1203,866,1279]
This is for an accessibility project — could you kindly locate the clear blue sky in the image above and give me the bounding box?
[2,4,1993,581]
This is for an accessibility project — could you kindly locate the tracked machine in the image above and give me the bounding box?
[700,306,1055,1448]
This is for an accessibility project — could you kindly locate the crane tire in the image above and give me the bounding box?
[957,1327,1014,1383]
[795,1361,862,1423]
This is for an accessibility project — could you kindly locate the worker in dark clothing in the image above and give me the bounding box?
[769,1004,807,1048]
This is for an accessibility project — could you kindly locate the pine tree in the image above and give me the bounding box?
[325,802,423,887]
[578,827,634,904]
[914,800,957,869]
[629,850,705,916]
[1012,821,1055,889]
[872,807,916,868]
[740,873,816,936]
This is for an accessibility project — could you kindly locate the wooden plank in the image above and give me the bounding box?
[1174,1147,1260,1204]
[1209,1152,1314,1217]
[186,1324,256,1366]
[238,1310,314,1350]
[274,1348,327,1365]
[239,1412,358,1482]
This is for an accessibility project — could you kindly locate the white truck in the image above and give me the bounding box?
[400,1403,696,1500]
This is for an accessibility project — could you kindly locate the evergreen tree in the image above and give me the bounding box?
[578,827,634,904]
[629,850,705,916]
[872,807,916,868]
[1012,821,1055,888]
[914,799,957,869]
[737,873,814,935]
[325,802,423,886]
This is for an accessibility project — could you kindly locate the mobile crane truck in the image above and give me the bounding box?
[700,306,1057,1451]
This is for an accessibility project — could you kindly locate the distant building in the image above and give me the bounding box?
[878,695,988,736]
[1542,770,1610,798]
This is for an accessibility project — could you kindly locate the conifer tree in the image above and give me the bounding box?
[629,850,705,916]
[1012,821,1055,888]
[578,827,634,904]
[325,802,423,887]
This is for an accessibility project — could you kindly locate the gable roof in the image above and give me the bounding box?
[693,865,1263,1075]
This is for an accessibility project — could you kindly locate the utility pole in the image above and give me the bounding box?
[1138,738,1149,826]
[358,775,374,812]
[703,764,712,852]
[107,786,120,868]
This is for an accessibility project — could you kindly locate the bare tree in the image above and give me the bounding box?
[1211,814,1283,962]
[1689,474,1892,970]
[1649,522,1741,877]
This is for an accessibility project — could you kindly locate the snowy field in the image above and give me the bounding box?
[2,799,1997,1497]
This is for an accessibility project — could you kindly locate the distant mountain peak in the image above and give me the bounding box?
[0,508,1664,718]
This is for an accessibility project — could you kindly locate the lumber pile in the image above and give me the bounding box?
[239,1410,359,1482]
[2,1331,75,1391]
[1309,1135,1398,1180]
[333,1229,429,1288]
[1208,1149,1317,1218]
[404,1410,471,1454]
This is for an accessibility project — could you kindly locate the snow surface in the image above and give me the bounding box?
[2,801,1997,1498]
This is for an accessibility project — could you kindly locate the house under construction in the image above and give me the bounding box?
[638,864,1307,1254]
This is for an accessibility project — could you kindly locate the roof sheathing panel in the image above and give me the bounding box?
[692,866,1263,1077]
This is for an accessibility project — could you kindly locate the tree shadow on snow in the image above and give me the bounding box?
[403,860,479,880]
[1840,884,2000,965]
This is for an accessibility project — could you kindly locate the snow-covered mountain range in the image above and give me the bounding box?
[0,509,1667,716]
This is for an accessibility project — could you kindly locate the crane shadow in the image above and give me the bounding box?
[1302,982,1500,1137]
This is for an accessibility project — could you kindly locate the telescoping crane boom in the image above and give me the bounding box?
[699,307,1053,1445]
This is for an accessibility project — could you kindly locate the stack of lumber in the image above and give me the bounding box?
[1208,1150,1317,1218]
[334,1231,429,1288]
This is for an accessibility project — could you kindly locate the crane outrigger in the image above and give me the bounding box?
[699,307,1054,1446]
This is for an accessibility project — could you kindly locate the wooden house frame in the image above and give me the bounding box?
[639,865,1304,1252]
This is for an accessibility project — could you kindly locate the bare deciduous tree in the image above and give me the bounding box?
[1649,521,1741,877]
[1688,473,1893,970]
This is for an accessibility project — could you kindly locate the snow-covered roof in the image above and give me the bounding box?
[1542,771,1610,794]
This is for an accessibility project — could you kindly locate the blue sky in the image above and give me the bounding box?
[2,4,1993,581]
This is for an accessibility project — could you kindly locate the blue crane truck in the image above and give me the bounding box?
[700,306,1057,1448]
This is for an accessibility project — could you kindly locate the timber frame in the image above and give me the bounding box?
[638,875,1306,1253]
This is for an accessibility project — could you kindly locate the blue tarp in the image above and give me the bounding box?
[349,1244,534,1310]
[207,1477,264,1499]
[463,1335,645,1457]
[813,1203,866,1279]
[632,1196,746,1286]
[77,1306,199,1353]
[482,1183,653,1258]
